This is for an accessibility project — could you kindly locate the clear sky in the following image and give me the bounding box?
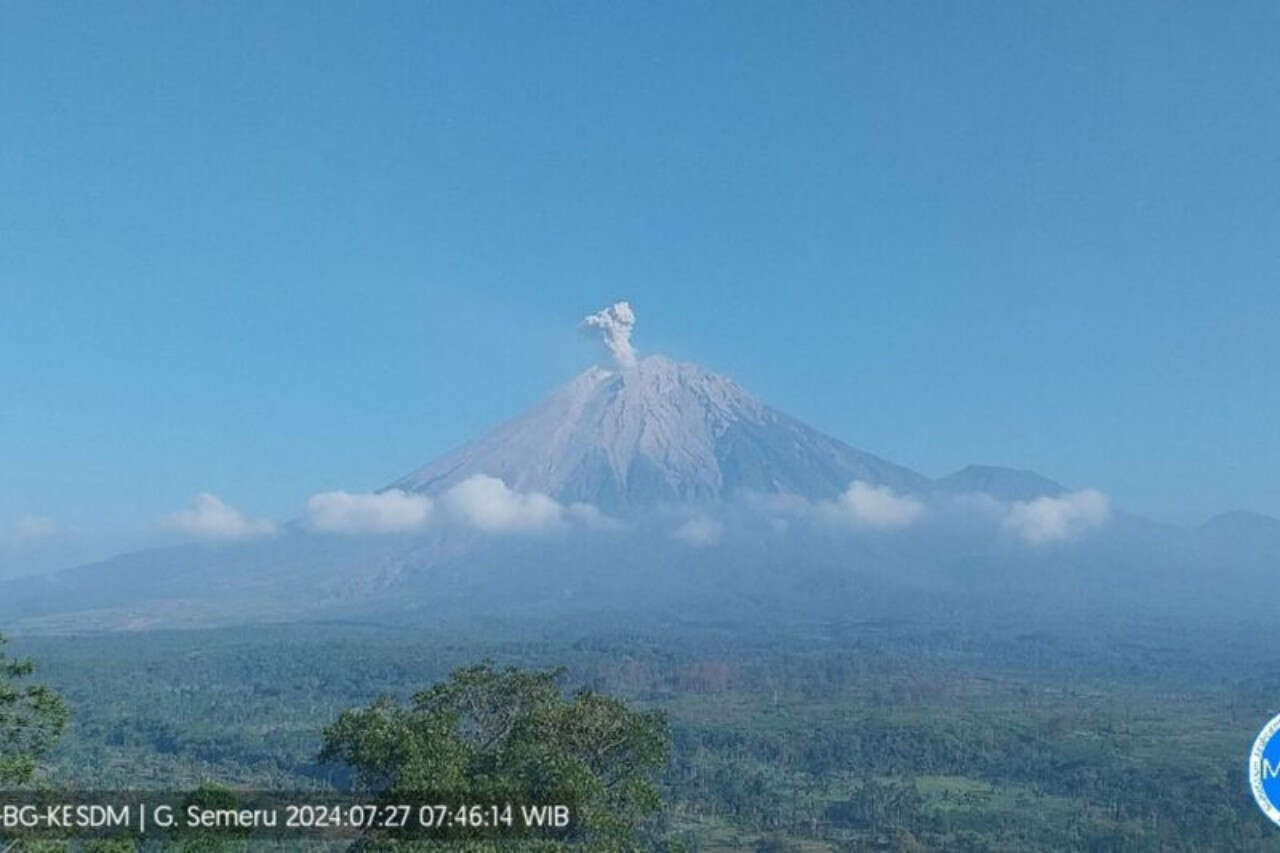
[3,1,1278,575]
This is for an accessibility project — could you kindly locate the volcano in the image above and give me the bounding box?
[5,305,1263,635]
[391,355,926,512]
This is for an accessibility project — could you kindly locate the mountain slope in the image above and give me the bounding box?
[8,352,1258,636]
[392,355,927,511]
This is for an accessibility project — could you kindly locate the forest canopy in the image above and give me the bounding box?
[321,662,671,847]
[0,632,68,786]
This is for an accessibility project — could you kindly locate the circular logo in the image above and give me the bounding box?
[1250,713,1280,826]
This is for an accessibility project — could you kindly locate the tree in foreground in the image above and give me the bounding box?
[0,632,69,786]
[321,662,670,849]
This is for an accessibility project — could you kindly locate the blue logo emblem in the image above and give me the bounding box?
[1250,714,1280,825]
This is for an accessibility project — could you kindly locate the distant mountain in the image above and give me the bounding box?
[1200,509,1280,536]
[3,351,1269,635]
[934,465,1064,502]
[1198,510,1280,553]
[392,355,928,511]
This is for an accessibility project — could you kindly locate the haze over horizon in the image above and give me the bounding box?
[4,3,1278,577]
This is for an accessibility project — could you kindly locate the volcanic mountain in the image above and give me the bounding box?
[391,355,927,512]
[2,310,1263,633]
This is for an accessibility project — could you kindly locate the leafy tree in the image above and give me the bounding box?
[321,662,670,848]
[0,632,69,785]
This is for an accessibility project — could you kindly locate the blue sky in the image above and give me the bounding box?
[3,2,1278,575]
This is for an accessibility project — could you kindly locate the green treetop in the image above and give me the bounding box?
[321,662,670,849]
[0,632,69,786]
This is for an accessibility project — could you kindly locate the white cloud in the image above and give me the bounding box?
[823,481,925,529]
[442,475,565,533]
[736,483,925,532]
[305,489,433,534]
[672,515,722,547]
[1002,489,1111,545]
[738,481,1110,545]
[165,493,276,541]
[9,515,56,543]
[302,478,611,537]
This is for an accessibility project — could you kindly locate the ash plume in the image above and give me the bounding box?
[581,301,637,369]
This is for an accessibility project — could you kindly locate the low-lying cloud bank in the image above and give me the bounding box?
[823,481,926,529]
[165,493,277,541]
[306,489,433,534]
[742,480,928,533]
[1001,489,1111,545]
[304,475,621,536]
[737,480,1112,546]
[440,475,564,533]
[167,477,1111,547]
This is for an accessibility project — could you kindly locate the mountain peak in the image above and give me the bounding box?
[1200,509,1280,533]
[935,465,1065,502]
[391,355,925,512]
